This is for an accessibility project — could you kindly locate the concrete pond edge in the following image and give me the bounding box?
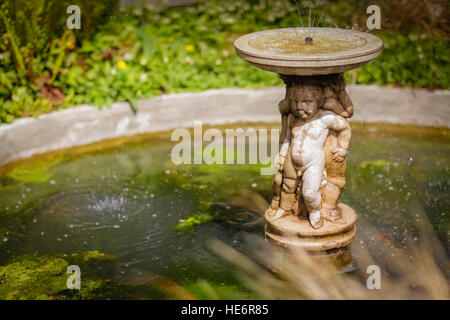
[0,85,449,167]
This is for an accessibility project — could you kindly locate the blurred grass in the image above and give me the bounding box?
[0,0,448,124]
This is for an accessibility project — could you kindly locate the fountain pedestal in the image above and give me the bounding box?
[265,203,356,251]
[234,27,382,256]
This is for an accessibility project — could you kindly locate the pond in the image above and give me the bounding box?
[0,122,448,299]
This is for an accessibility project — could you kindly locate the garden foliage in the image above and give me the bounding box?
[0,0,448,123]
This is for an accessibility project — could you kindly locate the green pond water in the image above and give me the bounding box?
[0,122,448,299]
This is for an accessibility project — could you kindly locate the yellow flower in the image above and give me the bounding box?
[117,60,127,70]
[168,36,175,42]
[185,44,195,52]
[65,39,75,49]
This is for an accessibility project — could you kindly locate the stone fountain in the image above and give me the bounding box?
[235,27,382,255]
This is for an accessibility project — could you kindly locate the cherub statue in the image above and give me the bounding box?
[269,74,353,229]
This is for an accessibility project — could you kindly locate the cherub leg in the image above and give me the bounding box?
[322,176,346,224]
[271,152,298,220]
[270,171,282,210]
[302,165,323,229]
[323,133,347,224]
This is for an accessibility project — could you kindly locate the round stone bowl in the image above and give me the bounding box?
[234,27,383,75]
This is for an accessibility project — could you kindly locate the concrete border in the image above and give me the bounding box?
[0,85,449,167]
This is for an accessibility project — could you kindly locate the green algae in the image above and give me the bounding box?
[0,255,68,300]
[359,159,392,170]
[172,212,214,233]
[0,251,117,300]
[6,156,63,184]
[168,162,271,233]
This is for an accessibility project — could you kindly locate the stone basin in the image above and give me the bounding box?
[234,27,383,75]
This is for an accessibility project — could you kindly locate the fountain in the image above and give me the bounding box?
[234,27,383,254]
[1,24,447,300]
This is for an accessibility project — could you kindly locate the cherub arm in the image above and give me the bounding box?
[276,114,292,171]
[322,97,350,118]
[280,114,292,156]
[278,86,291,146]
[323,74,354,118]
[336,90,354,118]
[278,99,289,147]
[321,112,351,162]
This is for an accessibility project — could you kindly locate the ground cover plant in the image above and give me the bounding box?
[0,0,448,123]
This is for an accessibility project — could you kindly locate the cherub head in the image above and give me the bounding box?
[279,73,354,119]
[289,84,323,120]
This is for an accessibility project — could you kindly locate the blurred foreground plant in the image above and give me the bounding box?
[204,189,449,300]
[207,234,448,299]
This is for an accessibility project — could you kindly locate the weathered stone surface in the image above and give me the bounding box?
[265,203,357,251]
[347,85,450,127]
[235,27,383,75]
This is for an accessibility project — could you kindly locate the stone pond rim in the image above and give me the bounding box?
[234,27,383,75]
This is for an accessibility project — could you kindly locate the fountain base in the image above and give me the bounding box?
[264,203,357,251]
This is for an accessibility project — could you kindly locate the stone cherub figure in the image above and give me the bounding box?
[269,74,353,229]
